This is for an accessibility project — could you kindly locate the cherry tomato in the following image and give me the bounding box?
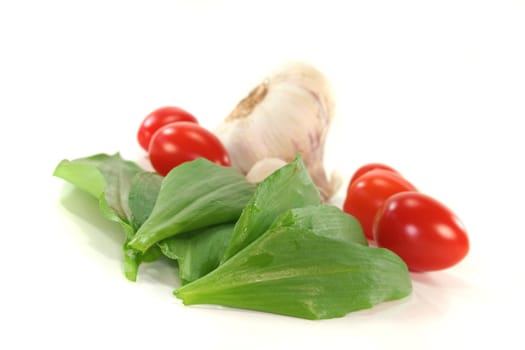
[373,192,469,272]
[137,106,198,151]
[349,163,399,186]
[343,169,417,239]
[148,122,230,176]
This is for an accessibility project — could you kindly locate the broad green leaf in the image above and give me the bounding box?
[159,223,235,285]
[128,171,237,284]
[128,172,163,231]
[53,153,159,281]
[54,153,143,223]
[129,158,256,253]
[270,205,368,246]
[174,226,411,320]
[221,155,322,262]
[98,194,134,236]
[124,172,164,280]
[53,161,106,198]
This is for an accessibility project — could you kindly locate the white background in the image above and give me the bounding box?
[1,1,524,349]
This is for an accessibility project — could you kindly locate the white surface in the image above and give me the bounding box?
[1,1,524,349]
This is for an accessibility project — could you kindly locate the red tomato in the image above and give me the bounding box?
[373,192,469,272]
[137,106,198,151]
[349,163,399,186]
[148,122,230,176]
[343,170,417,239]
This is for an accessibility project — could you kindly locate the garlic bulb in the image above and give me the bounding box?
[215,62,341,200]
[245,157,288,184]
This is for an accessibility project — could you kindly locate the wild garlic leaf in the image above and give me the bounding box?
[53,153,159,281]
[221,155,322,262]
[129,158,256,253]
[159,223,235,285]
[53,160,106,199]
[124,172,164,281]
[128,172,163,231]
[174,225,412,320]
[269,205,368,246]
[128,171,237,284]
[53,153,143,225]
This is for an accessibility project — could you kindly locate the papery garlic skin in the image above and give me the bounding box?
[215,62,340,200]
[246,158,288,184]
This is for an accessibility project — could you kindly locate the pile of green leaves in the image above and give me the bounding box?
[54,154,411,320]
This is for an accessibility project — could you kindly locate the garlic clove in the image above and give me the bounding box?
[215,62,340,200]
[245,157,288,184]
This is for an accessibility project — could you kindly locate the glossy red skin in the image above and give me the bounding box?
[373,192,469,272]
[148,122,230,176]
[349,163,399,186]
[137,106,198,151]
[343,169,417,239]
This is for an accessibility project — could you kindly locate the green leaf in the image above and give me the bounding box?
[174,225,412,320]
[53,160,106,198]
[221,155,322,262]
[54,153,143,223]
[129,158,256,253]
[98,194,134,237]
[128,172,163,231]
[124,172,164,280]
[128,171,236,284]
[269,205,368,246]
[159,223,235,285]
[53,153,159,281]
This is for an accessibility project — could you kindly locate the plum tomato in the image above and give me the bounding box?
[148,122,230,176]
[138,106,198,151]
[373,192,469,272]
[343,169,417,239]
[349,163,399,186]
